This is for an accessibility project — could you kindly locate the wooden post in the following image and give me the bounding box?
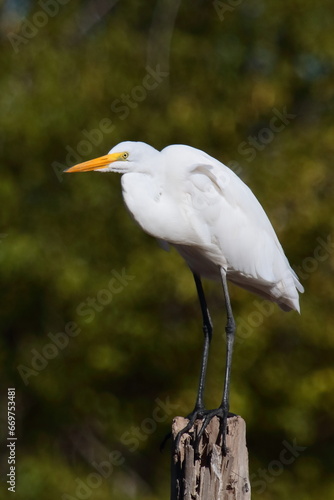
[171,416,251,500]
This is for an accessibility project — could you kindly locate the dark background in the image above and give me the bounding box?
[0,1,333,498]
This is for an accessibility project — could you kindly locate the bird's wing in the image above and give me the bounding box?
[183,161,299,288]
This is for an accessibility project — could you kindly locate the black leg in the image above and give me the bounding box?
[217,267,236,453]
[174,273,213,449]
[219,267,236,413]
[174,268,236,457]
[195,267,236,454]
[193,272,213,411]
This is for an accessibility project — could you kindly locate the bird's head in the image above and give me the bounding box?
[65,141,159,175]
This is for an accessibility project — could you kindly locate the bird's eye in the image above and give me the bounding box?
[121,152,129,160]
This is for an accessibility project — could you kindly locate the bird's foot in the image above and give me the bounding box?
[159,408,204,452]
[174,406,236,458]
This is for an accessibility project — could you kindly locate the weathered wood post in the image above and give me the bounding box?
[171,416,251,499]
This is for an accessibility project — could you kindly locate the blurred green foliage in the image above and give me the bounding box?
[0,0,333,498]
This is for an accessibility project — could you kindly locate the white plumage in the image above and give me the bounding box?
[67,141,303,312]
[66,140,304,449]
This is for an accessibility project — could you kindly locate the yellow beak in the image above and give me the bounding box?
[65,152,122,173]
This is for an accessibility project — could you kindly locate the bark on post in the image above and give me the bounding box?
[171,416,251,500]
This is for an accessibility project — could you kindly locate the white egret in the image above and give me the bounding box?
[66,141,304,452]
